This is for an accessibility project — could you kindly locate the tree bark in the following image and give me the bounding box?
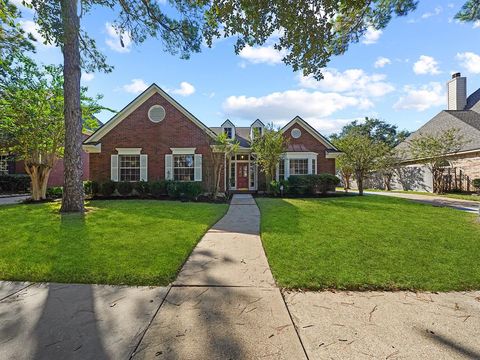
[356,170,364,196]
[25,164,51,201]
[60,0,84,213]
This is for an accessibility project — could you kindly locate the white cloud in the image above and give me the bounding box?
[122,79,148,94]
[474,20,480,29]
[105,22,132,53]
[374,57,391,68]
[171,81,196,96]
[20,20,54,48]
[82,73,95,82]
[362,26,382,45]
[298,68,395,98]
[457,52,480,73]
[394,82,445,111]
[239,45,287,65]
[421,6,442,19]
[222,90,373,125]
[413,55,441,75]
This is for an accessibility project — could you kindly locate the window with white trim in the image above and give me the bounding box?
[311,159,316,174]
[290,159,308,175]
[174,154,194,181]
[278,159,285,180]
[119,155,140,181]
[0,155,9,175]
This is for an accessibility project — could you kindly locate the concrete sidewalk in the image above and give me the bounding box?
[0,282,169,359]
[364,190,479,214]
[132,194,307,359]
[0,195,29,205]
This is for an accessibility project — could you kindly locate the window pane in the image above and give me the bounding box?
[278,159,285,180]
[173,155,194,181]
[290,159,308,175]
[119,155,140,182]
[311,159,316,174]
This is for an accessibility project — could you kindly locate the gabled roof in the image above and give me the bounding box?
[396,110,480,158]
[210,127,251,148]
[281,116,339,151]
[84,83,216,144]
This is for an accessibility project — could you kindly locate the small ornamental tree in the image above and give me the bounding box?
[251,124,288,193]
[0,62,103,200]
[336,155,354,191]
[407,129,467,194]
[211,132,239,198]
[333,133,389,196]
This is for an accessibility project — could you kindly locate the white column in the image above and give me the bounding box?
[285,158,290,179]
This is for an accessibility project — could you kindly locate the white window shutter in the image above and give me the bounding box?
[194,154,202,182]
[165,154,173,180]
[111,155,119,181]
[140,154,148,181]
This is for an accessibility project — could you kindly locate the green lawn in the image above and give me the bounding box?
[257,196,480,291]
[0,200,227,286]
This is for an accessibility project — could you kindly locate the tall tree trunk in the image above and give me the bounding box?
[60,0,84,213]
[356,170,364,196]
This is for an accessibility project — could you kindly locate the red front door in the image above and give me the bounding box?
[237,163,249,189]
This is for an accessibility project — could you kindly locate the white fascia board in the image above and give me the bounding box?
[82,143,102,153]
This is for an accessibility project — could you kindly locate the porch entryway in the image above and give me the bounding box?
[228,153,258,192]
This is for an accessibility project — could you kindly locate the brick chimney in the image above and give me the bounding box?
[447,72,467,110]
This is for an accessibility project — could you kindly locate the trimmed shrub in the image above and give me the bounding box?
[167,181,203,200]
[150,180,167,198]
[46,186,63,198]
[100,181,116,196]
[269,179,289,196]
[0,174,30,193]
[83,180,99,196]
[288,174,340,195]
[473,178,480,193]
[117,182,133,196]
[134,181,150,197]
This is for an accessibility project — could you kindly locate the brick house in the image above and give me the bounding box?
[0,132,92,187]
[393,73,480,192]
[83,84,341,192]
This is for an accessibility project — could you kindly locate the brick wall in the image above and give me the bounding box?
[451,152,480,180]
[89,92,220,191]
[282,122,336,174]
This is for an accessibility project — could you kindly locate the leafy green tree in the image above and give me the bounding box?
[0,63,103,200]
[407,129,467,194]
[204,1,418,79]
[211,132,239,198]
[22,0,206,212]
[251,124,288,193]
[333,134,389,195]
[336,156,354,191]
[0,0,35,82]
[330,117,410,148]
[455,0,480,21]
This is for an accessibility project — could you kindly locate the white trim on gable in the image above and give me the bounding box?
[85,84,216,144]
[281,116,339,151]
[82,143,101,153]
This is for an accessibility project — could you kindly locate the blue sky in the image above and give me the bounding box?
[12,0,480,135]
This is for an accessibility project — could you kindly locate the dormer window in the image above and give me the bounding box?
[224,127,233,139]
[221,120,236,140]
[250,119,265,140]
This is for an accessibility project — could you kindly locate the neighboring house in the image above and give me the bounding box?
[393,73,480,192]
[1,132,93,187]
[83,84,341,193]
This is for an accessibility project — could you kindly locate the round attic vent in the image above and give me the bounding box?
[148,105,166,123]
[291,128,301,139]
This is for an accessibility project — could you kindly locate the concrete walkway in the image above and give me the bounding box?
[364,190,479,214]
[0,195,29,205]
[132,194,307,359]
[0,282,169,359]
